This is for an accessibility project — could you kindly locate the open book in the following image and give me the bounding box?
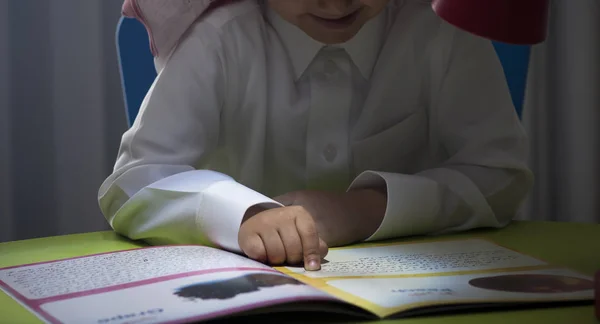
[0,238,594,323]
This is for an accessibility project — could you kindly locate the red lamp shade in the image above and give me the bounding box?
[431,0,550,44]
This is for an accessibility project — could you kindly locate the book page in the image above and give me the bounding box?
[278,239,594,317]
[0,246,337,324]
[326,268,593,317]
[285,239,546,279]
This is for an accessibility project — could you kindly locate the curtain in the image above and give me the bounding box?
[520,0,600,223]
[0,0,598,243]
[0,0,127,242]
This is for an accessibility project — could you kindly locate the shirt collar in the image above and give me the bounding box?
[266,6,388,81]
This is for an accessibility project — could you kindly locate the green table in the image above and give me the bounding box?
[1,221,599,323]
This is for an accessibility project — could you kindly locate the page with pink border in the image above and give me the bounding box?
[0,246,340,324]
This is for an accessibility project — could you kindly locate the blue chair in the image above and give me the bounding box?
[116,17,158,127]
[116,17,531,127]
[492,42,531,119]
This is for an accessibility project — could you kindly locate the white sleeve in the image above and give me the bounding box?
[98,24,281,253]
[349,27,534,241]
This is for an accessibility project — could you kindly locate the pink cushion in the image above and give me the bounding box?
[122,0,228,59]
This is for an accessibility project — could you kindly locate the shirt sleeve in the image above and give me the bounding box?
[98,23,281,253]
[349,27,534,241]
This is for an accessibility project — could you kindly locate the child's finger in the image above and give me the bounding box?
[278,224,304,265]
[295,214,321,271]
[259,230,287,265]
[239,233,267,263]
[318,238,329,259]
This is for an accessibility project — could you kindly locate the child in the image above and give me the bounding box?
[100,0,533,271]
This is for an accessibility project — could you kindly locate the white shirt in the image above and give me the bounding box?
[98,0,533,253]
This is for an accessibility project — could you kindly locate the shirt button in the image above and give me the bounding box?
[323,59,337,76]
[323,144,338,162]
[315,72,328,82]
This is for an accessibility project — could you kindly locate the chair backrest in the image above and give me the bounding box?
[491,42,531,119]
[116,17,158,127]
[116,17,530,127]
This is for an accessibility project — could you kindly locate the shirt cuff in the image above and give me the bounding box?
[347,170,442,242]
[148,170,282,253]
[198,181,282,253]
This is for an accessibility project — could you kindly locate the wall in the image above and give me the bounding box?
[0,0,126,242]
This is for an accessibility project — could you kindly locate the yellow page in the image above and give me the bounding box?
[275,238,594,318]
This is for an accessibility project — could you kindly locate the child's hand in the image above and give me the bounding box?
[274,189,387,248]
[238,206,328,271]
